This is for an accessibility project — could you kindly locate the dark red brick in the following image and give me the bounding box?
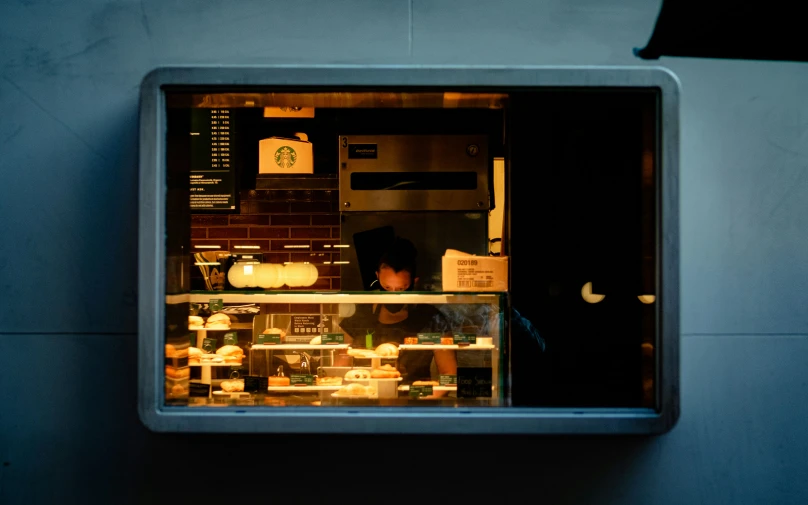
[191,228,207,238]
[263,303,290,313]
[331,227,340,238]
[262,252,290,263]
[311,214,339,226]
[289,304,322,313]
[331,278,341,290]
[316,264,340,277]
[291,227,331,239]
[191,215,228,227]
[191,240,227,249]
[269,240,311,251]
[250,227,290,239]
[291,252,326,263]
[271,214,311,226]
[291,202,331,213]
[253,201,291,214]
[311,240,339,252]
[229,215,268,226]
[208,227,248,238]
[230,240,269,251]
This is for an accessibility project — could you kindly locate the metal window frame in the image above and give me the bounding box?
[139,65,680,434]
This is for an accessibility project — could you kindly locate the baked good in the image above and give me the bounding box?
[220,380,244,392]
[412,380,439,386]
[309,335,321,345]
[200,353,223,363]
[268,376,291,386]
[347,348,376,359]
[344,369,371,380]
[333,383,375,397]
[216,345,243,359]
[189,315,204,328]
[205,313,231,328]
[370,364,401,378]
[315,376,343,386]
[440,337,454,345]
[262,327,286,337]
[374,343,398,357]
[170,384,186,395]
[403,337,418,345]
[165,366,190,379]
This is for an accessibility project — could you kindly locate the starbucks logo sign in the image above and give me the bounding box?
[274,146,297,168]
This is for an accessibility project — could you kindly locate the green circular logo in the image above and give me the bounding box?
[274,146,297,168]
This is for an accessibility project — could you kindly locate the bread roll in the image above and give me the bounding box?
[189,315,204,327]
[374,343,398,357]
[207,313,231,324]
[220,380,244,392]
[344,369,371,380]
[215,345,243,358]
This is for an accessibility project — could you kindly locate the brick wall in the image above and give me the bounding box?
[191,187,342,291]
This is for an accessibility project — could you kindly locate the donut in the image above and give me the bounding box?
[374,343,398,357]
[268,376,290,386]
[344,369,371,380]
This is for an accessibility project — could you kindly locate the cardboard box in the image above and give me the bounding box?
[259,134,313,174]
[441,249,508,292]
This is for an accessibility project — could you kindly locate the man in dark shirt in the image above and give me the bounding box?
[336,237,457,386]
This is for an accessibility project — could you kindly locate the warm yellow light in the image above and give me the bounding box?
[638,294,656,304]
[581,282,605,304]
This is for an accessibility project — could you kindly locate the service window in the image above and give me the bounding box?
[139,66,679,434]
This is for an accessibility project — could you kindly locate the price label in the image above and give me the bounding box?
[258,333,281,344]
[201,337,217,353]
[321,333,344,344]
[244,376,267,393]
[223,332,238,346]
[409,385,433,398]
[453,333,477,345]
[457,367,493,398]
[290,374,314,386]
[189,382,211,398]
[209,299,223,312]
[417,333,441,344]
[439,374,457,386]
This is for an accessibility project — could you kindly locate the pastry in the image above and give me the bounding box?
[440,337,454,345]
[216,345,244,360]
[165,344,176,357]
[170,384,186,395]
[188,347,202,364]
[268,376,291,386]
[189,315,204,328]
[344,369,371,380]
[403,337,418,345]
[370,364,401,378]
[200,353,223,363]
[220,380,245,392]
[333,383,375,397]
[309,335,321,345]
[374,343,398,357]
[165,366,190,379]
[412,380,439,386]
[347,348,376,358]
[262,327,286,338]
[205,313,231,328]
[315,376,343,386]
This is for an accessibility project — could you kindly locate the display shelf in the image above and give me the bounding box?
[251,344,350,350]
[189,362,242,367]
[189,323,252,331]
[267,385,344,392]
[398,344,495,350]
[189,291,505,305]
[398,385,457,392]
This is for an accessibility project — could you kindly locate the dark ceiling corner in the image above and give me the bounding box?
[634,0,808,62]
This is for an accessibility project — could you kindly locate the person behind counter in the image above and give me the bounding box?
[335,237,457,391]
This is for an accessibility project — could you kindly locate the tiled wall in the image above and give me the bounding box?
[191,188,342,290]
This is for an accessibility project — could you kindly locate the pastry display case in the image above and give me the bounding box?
[140,65,680,434]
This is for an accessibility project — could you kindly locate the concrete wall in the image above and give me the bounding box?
[1,1,806,503]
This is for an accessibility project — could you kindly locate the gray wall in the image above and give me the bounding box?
[1,1,807,503]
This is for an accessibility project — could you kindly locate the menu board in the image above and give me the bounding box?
[190,108,237,212]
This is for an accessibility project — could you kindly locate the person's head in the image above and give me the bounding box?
[375,237,418,292]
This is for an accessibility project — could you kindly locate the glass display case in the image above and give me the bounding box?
[140,65,680,434]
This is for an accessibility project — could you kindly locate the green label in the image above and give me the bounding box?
[439,374,457,386]
[453,333,477,345]
[258,333,281,344]
[201,338,217,353]
[290,374,314,386]
[417,333,441,344]
[409,385,433,398]
[209,299,223,312]
[223,332,238,346]
[321,333,345,344]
